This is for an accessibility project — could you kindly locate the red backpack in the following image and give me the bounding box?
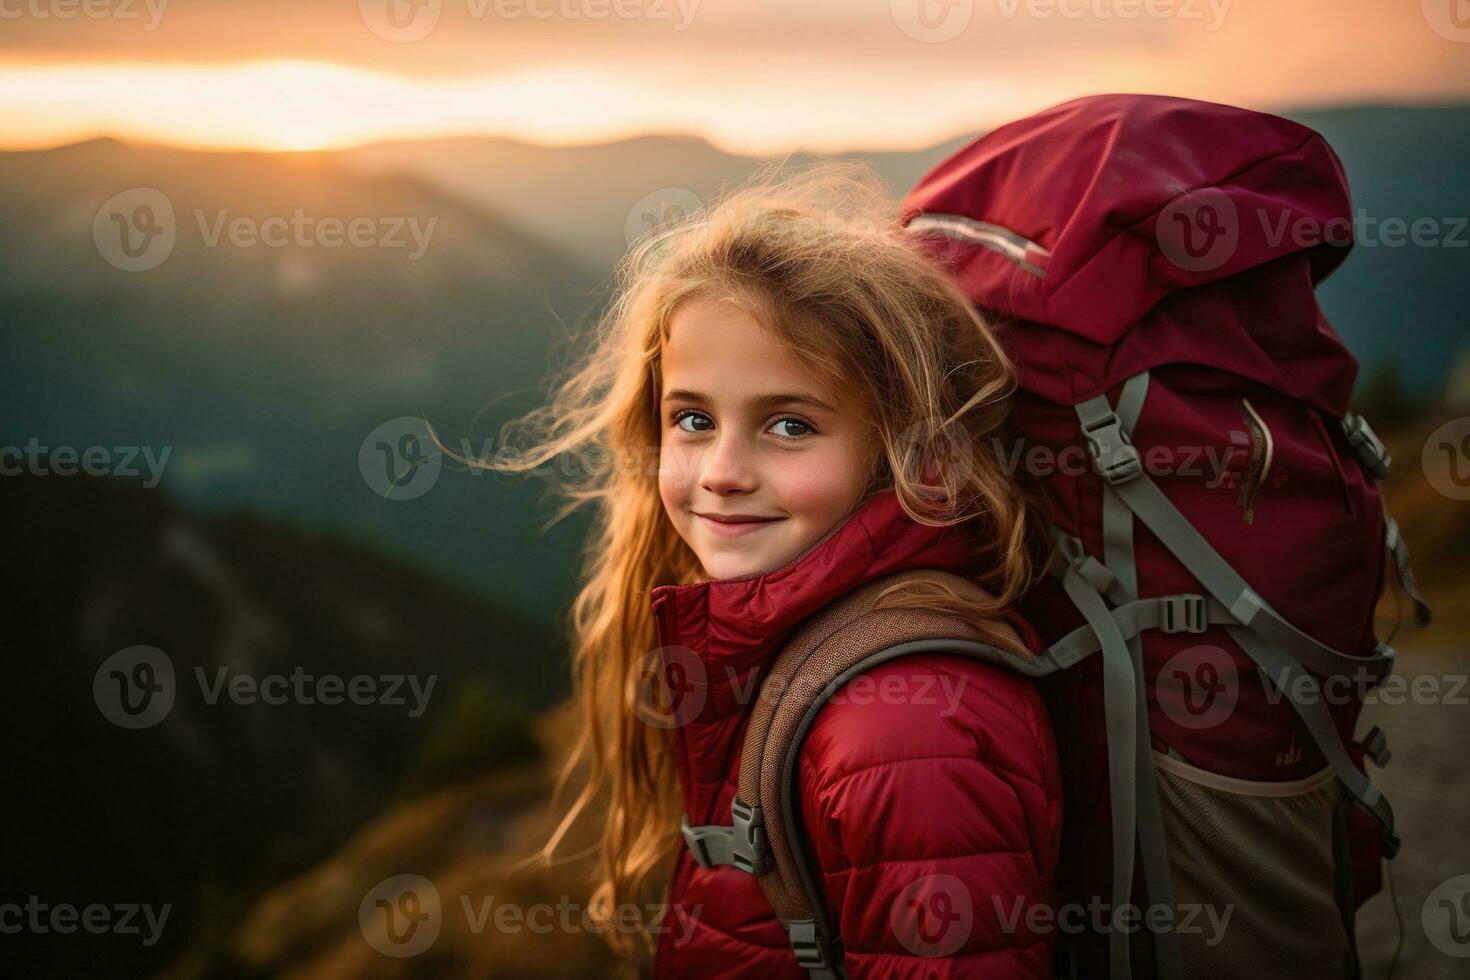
[901,94,1431,979]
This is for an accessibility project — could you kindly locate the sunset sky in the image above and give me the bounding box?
[1,0,1467,153]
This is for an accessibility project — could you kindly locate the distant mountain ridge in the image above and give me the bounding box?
[0,135,602,621]
[2,104,1465,627]
[341,104,1470,399]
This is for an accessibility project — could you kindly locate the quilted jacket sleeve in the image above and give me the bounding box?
[796,651,1062,979]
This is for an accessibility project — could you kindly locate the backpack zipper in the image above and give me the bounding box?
[1237,398,1274,525]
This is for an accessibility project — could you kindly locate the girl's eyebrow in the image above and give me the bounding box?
[661,389,836,413]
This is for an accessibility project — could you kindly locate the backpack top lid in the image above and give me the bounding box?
[902,94,1360,414]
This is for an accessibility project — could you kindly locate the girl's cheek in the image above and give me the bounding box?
[657,441,697,503]
[775,438,879,526]
[774,450,852,512]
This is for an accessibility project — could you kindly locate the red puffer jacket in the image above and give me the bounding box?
[650,488,1063,979]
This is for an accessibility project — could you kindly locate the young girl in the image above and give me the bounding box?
[494,160,1061,978]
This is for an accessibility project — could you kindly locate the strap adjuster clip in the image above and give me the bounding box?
[680,799,770,875]
[1082,411,1142,485]
[730,797,770,875]
[1342,412,1392,479]
[680,816,715,868]
[785,919,835,971]
[1161,594,1208,634]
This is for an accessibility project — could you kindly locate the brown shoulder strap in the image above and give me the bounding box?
[680,567,1036,979]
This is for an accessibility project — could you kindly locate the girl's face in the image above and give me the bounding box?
[658,297,879,581]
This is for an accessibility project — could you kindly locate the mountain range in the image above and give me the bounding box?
[2,104,1466,624]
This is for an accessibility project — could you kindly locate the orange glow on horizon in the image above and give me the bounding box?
[0,57,1015,156]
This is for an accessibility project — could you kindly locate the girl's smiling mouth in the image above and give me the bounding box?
[695,512,787,537]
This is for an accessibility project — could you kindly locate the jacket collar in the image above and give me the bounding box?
[651,486,978,669]
[649,488,979,816]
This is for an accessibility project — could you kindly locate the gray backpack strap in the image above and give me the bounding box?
[1341,411,1432,635]
[1073,375,1408,858]
[1044,370,1184,980]
[1045,592,1233,662]
[679,568,1046,980]
[1055,534,1144,980]
[1077,391,1397,685]
[1099,371,1186,980]
[1380,507,1433,637]
[1227,625,1400,854]
[1340,411,1390,480]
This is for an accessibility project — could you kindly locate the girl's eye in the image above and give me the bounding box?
[672,410,713,433]
[768,417,813,440]
[670,410,814,441]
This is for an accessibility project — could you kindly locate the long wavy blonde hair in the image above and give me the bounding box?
[479,157,1041,970]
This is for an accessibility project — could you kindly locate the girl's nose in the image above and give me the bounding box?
[699,435,758,495]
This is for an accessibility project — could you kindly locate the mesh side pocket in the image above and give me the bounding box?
[1152,752,1348,980]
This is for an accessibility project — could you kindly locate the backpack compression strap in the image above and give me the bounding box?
[1072,374,1417,857]
[679,568,1047,980]
[1041,373,1433,980]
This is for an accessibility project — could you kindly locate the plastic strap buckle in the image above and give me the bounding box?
[1082,411,1142,485]
[1160,594,1209,634]
[730,798,770,875]
[1342,412,1392,480]
[785,919,835,972]
[680,816,719,869]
